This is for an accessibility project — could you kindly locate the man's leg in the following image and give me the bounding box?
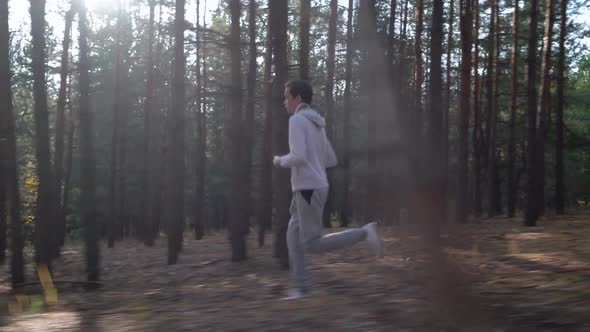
[287,197,308,291]
[297,188,367,254]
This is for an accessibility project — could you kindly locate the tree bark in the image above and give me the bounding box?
[486,0,500,217]
[193,0,205,240]
[339,0,354,228]
[243,0,257,232]
[54,6,74,249]
[167,0,186,264]
[507,0,520,217]
[1,0,24,284]
[30,0,59,263]
[472,0,482,217]
[456,0,473,224]
[77,0,100,284]
[535,0,555,217]
[269,0,290,269]
[229,0,247,262]
[555,0,567,214]
[323,0,337,228]
[524,0,540,226]
[141,0,156,243]
[427,0,444,238]
[259,22,273,248]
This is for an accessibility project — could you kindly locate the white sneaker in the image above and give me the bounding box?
[363,222,384,258]
[280,288,308,301]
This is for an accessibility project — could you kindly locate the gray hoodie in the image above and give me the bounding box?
[277,103,337,191]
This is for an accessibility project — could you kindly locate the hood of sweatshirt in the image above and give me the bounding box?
[296,104,326,128]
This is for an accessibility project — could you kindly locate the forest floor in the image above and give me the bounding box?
[1,212,590,331]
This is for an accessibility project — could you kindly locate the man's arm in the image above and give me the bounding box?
[276,115,306,168]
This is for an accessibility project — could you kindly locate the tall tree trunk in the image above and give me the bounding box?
[414,0,424,152]
[108,1,123,247]
[148,0,167,244]
[360,0,379,222]
[229,0,247,262]
[555,0,567,214]
[62,85,75,229]
[456,0,473,224]
[427,0,444,238]
[1,0,24,283]
[269,0,290,269]
[507,0,520,217]
[472,0,482,217]
[54,7,74,249]
[443,0,455,211]
[323,0,337,228]
[339,0,354,228]
[30,0,58,263]
[413,0,425,225]
[536,0,555,216]
[77,0,100,284]
[193,0,205,240]
[258,22,273,248]
[167,0,186,264]
[141,0,156,243]
[486,0,500,217]
[299,0,310,80]
[116,0,130,240]
[244,0,257,232]
[524,0,540,227]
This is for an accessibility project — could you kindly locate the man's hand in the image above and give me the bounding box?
[273,156,281,167]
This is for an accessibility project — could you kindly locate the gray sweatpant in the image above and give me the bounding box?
[287,187,367,290]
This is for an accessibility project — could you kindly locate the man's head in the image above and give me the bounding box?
[284,80,313,114]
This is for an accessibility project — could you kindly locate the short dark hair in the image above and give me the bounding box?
[285,79,313,104]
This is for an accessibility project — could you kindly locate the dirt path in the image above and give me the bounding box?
[1,213,589,331]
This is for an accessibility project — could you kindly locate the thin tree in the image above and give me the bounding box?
[243,0,257,233]
[193,0,205,240]
[77,0,99,283]
[555,0,568,214]
[486,0,500,217]
[472,0,482,217]
[323,0,338,228]
[456,0,473,224]
[428,0,444,235]
[141,0,157,243]
[414,0,424,153]
[443,0,455,196]
[259,13,273,248]
[524,0,540,226]
[54,6,74,248]
[299,0,311,80]
[228,0,247,262]
[360,0,379,222]
[507,0,520,217]
[30,0,59,262]
[108,0,123,247]
[339,0,354,228]
[535,0,555,217]
[269,0,290,269]
[1,0,24,284]
[167,0,186,264]
[62,83,76,229]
